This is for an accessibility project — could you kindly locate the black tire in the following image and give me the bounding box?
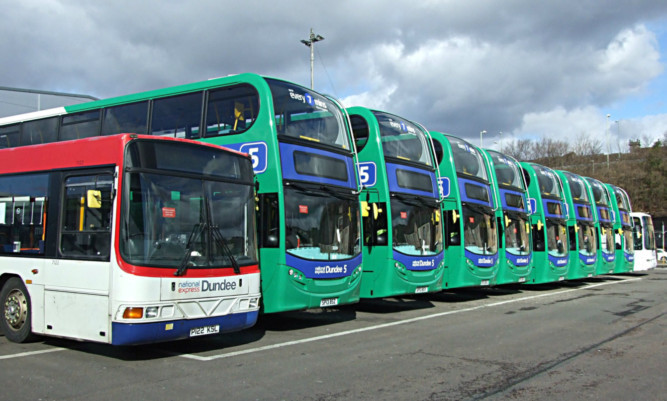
[0,277,37,343]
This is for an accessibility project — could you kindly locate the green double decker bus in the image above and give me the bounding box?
[605,184,635,273]
[347,107,444,298]
[520,163,569,284]
[482,149,532,285]
[430,132,499,289]
[0,73,364,313]
[556,170,598,280]
[585,177,618,275]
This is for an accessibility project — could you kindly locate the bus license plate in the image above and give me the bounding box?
[518,277,526,283]
[481,280,490,286]
[415,286,428,294]
[190,325,220,337]
[320,298,338,307]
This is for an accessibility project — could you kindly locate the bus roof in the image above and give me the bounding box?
[0,133,240,174]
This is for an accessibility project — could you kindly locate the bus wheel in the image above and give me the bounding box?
[1,277,36,343]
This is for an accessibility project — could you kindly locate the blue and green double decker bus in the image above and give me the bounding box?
[556,170,598,280]
[430,132,499,289]
[606,184,634,273]
[347,107,444,298]
[482,149,532,285]
[585,177,617,275]
[520,163,569,284]
[0,73,363,313]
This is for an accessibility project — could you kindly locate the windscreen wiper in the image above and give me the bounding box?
[211,225,241,274]
[174,222,206,276]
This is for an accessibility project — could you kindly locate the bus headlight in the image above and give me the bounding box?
[145,307,159,318]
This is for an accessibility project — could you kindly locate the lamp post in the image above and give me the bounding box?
[301,28,324,89]
[480,130,487,148]
[606,114,611,169]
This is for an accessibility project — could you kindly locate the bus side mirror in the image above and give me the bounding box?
[376,233,387,246]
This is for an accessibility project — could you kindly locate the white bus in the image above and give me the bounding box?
[0,134,260,344]
[630,212,657,271]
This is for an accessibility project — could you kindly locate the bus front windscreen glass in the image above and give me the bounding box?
[578,223,597,256]
[284,187,360,261]
[504,213,530,256]
[390,199,442,256]
[373,111,433,167]
[462,205,497,255]
[546,220,567,257]
[267,79,350,151]
[623,228,634,254]
[447,137,488,182]
[600,225,614,254]
[120,142,258,269]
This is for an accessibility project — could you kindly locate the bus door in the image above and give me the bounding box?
[43,169,115,341]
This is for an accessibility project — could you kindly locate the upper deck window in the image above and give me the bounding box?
[205,84,259,137]
[532,165,562,198]
[373,111,433,167]
[562,172,589,203]
[488,150,525,191]
[267,79,350,151]
[446,136,488,182]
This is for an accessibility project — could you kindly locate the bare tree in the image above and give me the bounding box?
[573,133,603,156]
[503,139,533,161]
[532,137,570,159]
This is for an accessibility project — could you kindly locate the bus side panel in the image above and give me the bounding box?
[44,290,110,342]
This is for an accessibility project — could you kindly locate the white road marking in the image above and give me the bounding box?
[179,276,644,361]
[0,347,65,360]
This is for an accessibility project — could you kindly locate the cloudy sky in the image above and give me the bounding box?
[2,0,667,151]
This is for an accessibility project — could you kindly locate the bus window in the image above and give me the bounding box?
[22,117,58,146]
[0,124,20,149]
[350,115,370,151]
[0,174,49,255]
[101,102,148,136]
[150,92,203,139]
[60,110,101,141]
[60,173,113,259]
[205,84,259,136]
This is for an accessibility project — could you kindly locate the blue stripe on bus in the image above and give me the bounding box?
[458,178,494,208]
[464,250,499,267]
[506,252,532,267]
[386,163,438,197]
[279,143,356,189]
[597,206,613,223]
[499,188,528,213]
[111,311,259,346]
[285,253,362,279]
[579,254,597,265]
[573,203,594,221]
[393,250,444,271]
[602,252,615,262]
[548,254,569,267]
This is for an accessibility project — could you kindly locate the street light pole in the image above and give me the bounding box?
[301,28,324,89]
[606,114,611,169]
[480,130,487,148]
